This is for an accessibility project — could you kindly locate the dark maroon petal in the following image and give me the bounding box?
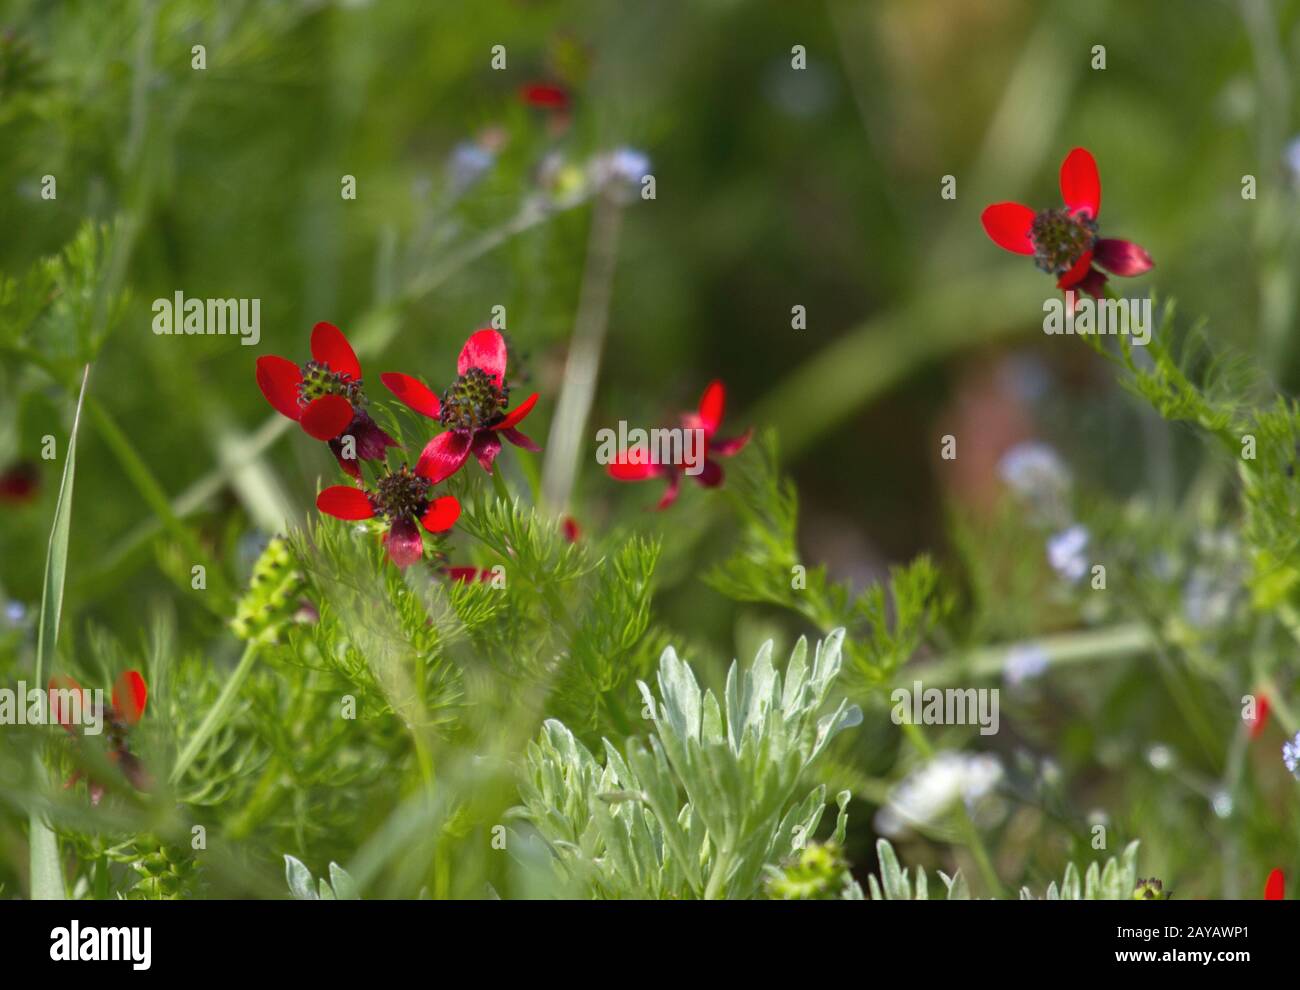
[346,410,400,461]
[329,439,362,480]
[457,328,508,388]
[1093,238,1154,277]
[1075,266,1108,302]
[710,427,753,458]
[384,517,425,568]
[471,430,502,473]
[416,431,473,482]
[500,427,540,452]
[0,461,39,503]
[694,459,724,488]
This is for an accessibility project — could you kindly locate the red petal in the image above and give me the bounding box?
[420,495,461,533]
[562,516,581,542]
[47,674,83,730]
[1265,868,1284,900]
[317,485,374,520]
[330,440,362,480]
[501,427,540,452]
[710,427,753,458]
[608,446,658,480]
[1056,249,1094,289]
[520,81,570,110]
[311,322,361,380]
[495,392,538,430]
[458,329,508,387]
[980,203,1036,255]
[444,566,487,582]
[381,372,441,419]
[255,356,303,422]
[655,473,682,511]
[697,381,725,437]
[1093,238,1153,277]
[1249,695,1270,740]
[1060,147,1101,219]
[384,518,425,568]
[417,431,473,483]
[300,395,354,441]
[111,670,148,724]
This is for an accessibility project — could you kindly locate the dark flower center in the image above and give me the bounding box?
[371,465,431,522]
[1030,209,1097,276]
[298,360,365,407]
[439,367,508,432]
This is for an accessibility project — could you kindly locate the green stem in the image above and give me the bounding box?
[170,641,260,785]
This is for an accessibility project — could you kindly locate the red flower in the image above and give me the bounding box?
[443,566,493,583]
[607,380,752,510]
[981,147,1153,303]
[561,515,581,542]
[1248,694,1270,740]
[520,81,570,112]
[316,464,461,568]
[48,670,150,805]
[255,322,398,479]
[1265,868,1284,900]
[0,460,39,504]
[381,329,540,484]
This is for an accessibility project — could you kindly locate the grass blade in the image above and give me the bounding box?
[28,364,91,900]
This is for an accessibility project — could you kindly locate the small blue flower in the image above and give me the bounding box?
[1046,524,1090,584]
[1284,732,1300,779]
[1004,643,1050,686]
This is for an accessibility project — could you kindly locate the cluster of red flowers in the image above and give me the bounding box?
[256,324,541,568]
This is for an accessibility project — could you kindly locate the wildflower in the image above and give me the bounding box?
[607,380,753,510]
[874,751,1003,838]
[1265,868,1284,900]
[48,670,151,805]
[999,442,1070,501]
[1046,524,1090,583]
[519,80,570,111]
[981,147,1153,303]
[591,147,651,201]
[443,566,492,583]
[381,328,540,483]
[255,322,397,479]
[1246,694,1270,740]
[561,515,581,542]
[316,464,461,568]
[0,460,39,503]
[1003,643,1050,687]
[1283,731,1300,779]
[1133,877,1170,900]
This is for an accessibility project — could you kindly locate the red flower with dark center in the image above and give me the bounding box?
[381,328,540,483]
[607,380,752,510]
[981,147,1153,303]
[48,669,150,805]
[255,322,398,479]
[316,464,461,568]
[1265,868,1284,900]
[0,460,39,504]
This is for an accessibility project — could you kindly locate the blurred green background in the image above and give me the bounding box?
[2,0,1299,897]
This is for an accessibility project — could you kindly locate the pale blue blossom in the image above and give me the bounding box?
[1004,643,1050,686]
[1047,525,1090,584]
[1284,732,1300,779]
